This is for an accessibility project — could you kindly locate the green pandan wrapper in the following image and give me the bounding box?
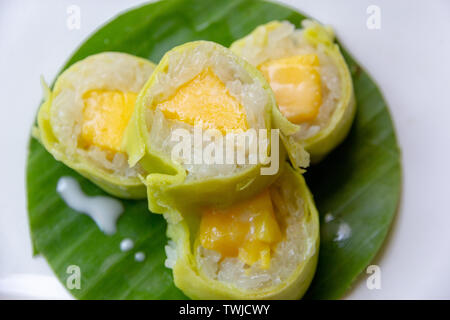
[164,163,319,300]
[124,40,309,213]
[36,52,156,199]
[231,20,356,163]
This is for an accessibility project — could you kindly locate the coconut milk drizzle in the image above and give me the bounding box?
[56,176,123,235]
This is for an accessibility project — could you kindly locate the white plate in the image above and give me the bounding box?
[1,0,449,299]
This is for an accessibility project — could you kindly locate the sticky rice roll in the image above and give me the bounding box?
[125,41,308,212]
[164,163,319,300]
[231,20,356,163]
[37,52,155,199]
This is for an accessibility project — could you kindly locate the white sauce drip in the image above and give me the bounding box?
[334,222,352,242]
[57,176,123,235]
[324,212,335,223]
[135,252,146,262]
[120,238,134,252]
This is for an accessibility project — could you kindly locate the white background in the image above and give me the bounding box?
[0,0,449,299]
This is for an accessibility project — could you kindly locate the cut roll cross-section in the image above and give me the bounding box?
[36,52,155,198]
[124,41,309,214]
[164,163,319,300]
[231,20,356,163]
[199,189,282,270]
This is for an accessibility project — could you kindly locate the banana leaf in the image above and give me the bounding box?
[26,0,401,300]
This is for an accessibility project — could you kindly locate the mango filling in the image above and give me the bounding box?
[156,69,248,134]
[259,54,322,123]
[81,89,137,153]
[199,189,282,269]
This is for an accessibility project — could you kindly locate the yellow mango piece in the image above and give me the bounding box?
[238,240,271,269]
[199,189,282,268]
[81,90,137,153]
[259,54,322,123]
[156,69,248,133]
